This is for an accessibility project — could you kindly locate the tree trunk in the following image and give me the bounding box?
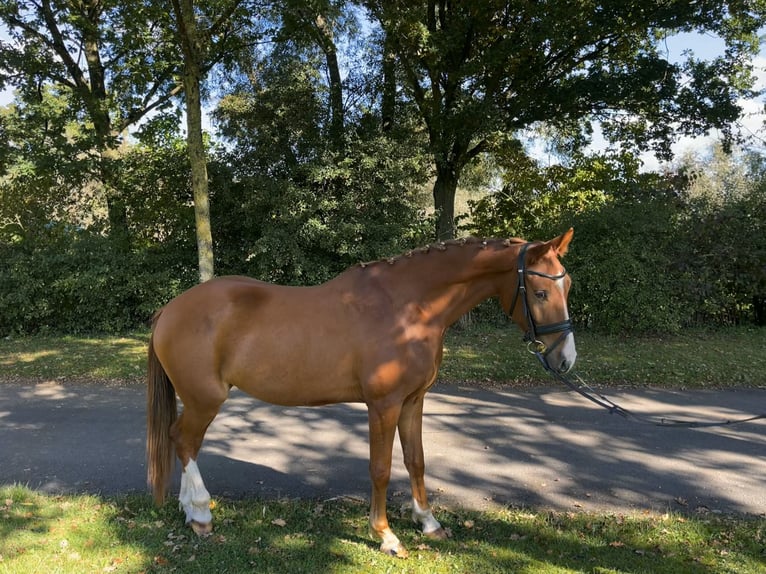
[433,162,458,240]
[184,70,215,283]
[381,32,396,132]
[314,14,344,150]
[172,0,215,283]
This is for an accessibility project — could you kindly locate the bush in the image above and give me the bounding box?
[212,136,432,285]
[560,196,693,333]
[0,226,195,335]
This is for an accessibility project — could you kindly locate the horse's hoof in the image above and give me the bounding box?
[424,527,450,540]
[189,520,213,537]
[381,543,409,558]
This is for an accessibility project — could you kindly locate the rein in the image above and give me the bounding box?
[511,243,766,428]
[534,358,766,428]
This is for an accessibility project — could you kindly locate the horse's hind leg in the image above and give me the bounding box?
[170,391,226,536]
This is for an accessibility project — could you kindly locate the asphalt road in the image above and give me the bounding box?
[1,380,764,516]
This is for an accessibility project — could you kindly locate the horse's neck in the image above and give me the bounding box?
[385,241,518,327]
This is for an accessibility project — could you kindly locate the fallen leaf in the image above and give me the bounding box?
[271,518,287,527]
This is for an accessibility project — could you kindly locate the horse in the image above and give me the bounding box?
[146,228,576,557]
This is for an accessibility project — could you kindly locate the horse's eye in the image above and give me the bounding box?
[535,290,547,301]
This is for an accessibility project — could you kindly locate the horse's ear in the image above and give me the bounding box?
[526,228,574,263]
[552,227,574,257]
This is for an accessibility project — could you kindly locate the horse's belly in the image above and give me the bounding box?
[223,347,363,407]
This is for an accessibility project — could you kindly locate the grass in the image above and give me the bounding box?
[3,325,763,389]
[0,332,149,383]
[1,485,764,574]
[440,325,766,389]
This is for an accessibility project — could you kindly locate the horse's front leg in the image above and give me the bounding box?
[367,402,408,557]
[398,395,448,539]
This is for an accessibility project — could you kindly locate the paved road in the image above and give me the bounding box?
[1,380,764,515]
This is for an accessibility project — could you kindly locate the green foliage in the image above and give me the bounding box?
[561,195,692,333]
[680,176,766,325]
[0,226,195,335]
[213,136,432,285]
[0,91,98,235]
[0,135,198,335]
[212,49,432,284]
[467,149,766,333]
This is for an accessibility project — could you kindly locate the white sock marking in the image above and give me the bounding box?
[412,499,442,534]
[179,459,213,525]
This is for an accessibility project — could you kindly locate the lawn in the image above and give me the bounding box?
[440,325,766,389]
[1,485,764,574]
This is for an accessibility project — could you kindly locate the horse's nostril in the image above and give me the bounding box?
[559,359,571,373]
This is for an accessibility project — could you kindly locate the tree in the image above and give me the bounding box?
[212,41,431,284]
[0,0,181,245]
[274,0,354,152]
[366,1,765,239]
[169,0,261,282]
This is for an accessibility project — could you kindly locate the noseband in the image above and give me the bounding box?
[509,243,573,369]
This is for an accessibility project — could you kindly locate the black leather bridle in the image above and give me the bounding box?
[509,243,573,371]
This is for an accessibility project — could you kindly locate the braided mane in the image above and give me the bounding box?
[358,236,526,268]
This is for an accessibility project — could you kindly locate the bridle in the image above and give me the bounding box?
[509,243,573,371]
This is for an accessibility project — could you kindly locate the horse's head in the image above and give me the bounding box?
[504,228,576,374]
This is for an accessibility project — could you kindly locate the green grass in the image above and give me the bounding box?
[440,325,766,389]
[1,485,764,574]
[1,326,765,388]
[0,332,149,383]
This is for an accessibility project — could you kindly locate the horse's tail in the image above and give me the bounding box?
[146,310,177,505]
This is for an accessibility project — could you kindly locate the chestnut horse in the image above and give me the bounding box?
[146,229,575,557]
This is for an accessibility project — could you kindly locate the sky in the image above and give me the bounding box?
[0,29,763,173]
[628,31,766,170]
